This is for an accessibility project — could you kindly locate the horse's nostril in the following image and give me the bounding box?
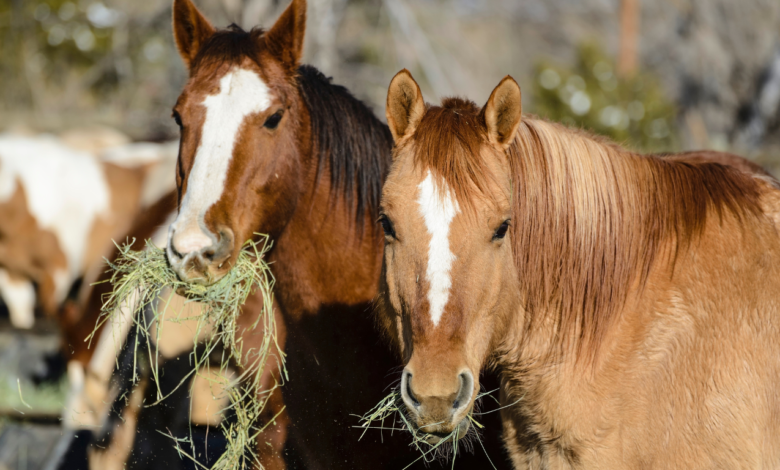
[168,230,183,260]
[169,243,184,260]
[403,371,420,408]
[452,371,473,410]
[212,228,234,261]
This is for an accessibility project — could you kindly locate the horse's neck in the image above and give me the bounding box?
[497,296,643,460]
[270,144,383,320]
[497,199,780,463]
[498,124,771,450]
[495,249,656,456]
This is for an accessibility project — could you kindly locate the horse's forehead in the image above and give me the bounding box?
[201,67,272,116]
[387,157,426,198]
[186,66,275,157]
[182,58,277,107]
[388,162,502,222]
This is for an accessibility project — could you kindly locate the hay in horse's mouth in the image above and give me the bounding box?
[355,388,498,469]
[90,235,284,470]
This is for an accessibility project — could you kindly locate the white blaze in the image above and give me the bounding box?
[170,67,272,254]
[417,170,459,327]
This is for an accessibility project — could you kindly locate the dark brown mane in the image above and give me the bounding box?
[297,66,393,223]
[411,106,764,360]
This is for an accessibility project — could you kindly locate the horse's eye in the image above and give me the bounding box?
[264,112,283,130]
[493,220,510,241]
[378,214,396,240]
[172,111,183,128]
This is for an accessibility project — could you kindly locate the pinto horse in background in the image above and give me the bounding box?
[0,135,141,329]
[0,136,176,330]
[377,69,780,469]
[55,0,509,468]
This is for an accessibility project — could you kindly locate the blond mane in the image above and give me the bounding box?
[508,118,762,359]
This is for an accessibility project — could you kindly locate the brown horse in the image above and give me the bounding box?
[58,0,510,468]
[166,0,392,467]
[377,69,780,468]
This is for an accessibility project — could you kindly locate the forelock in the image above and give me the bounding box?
[409,98,504,212]
[190,24,266,74]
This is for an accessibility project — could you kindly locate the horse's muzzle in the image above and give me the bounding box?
[167,227,235,285]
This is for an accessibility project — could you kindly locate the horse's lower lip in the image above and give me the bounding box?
[423,434,445,445]
[419,418,470,444]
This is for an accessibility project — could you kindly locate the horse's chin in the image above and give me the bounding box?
[419,417,471,445]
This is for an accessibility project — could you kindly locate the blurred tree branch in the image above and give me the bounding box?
[618,0,638,78]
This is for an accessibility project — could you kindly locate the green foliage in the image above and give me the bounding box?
[1,1,113,101]
[0,0,181,137]
[531,43,677,151]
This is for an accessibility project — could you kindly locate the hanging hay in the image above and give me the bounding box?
[356,388,507,470]
[89,235,285,470]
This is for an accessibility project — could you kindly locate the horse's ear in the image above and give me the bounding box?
[386,69,425,143]
[172,0,215,70]
[265,0,306,72]
[483,76,522,149]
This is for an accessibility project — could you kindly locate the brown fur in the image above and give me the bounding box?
[412,98,493,207]
[0,181,68,314]
[172,0,214,68]
[386,69,427,142]
[379,71,780,468]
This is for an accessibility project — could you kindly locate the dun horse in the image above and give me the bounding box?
[377,69,780,468]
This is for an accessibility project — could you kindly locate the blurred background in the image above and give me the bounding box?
[2,0,780,467]
[2,0,780,162]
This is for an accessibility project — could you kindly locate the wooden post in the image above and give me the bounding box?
[618,0,639,78]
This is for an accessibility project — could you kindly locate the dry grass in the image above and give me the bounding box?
[90,235,283,470]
